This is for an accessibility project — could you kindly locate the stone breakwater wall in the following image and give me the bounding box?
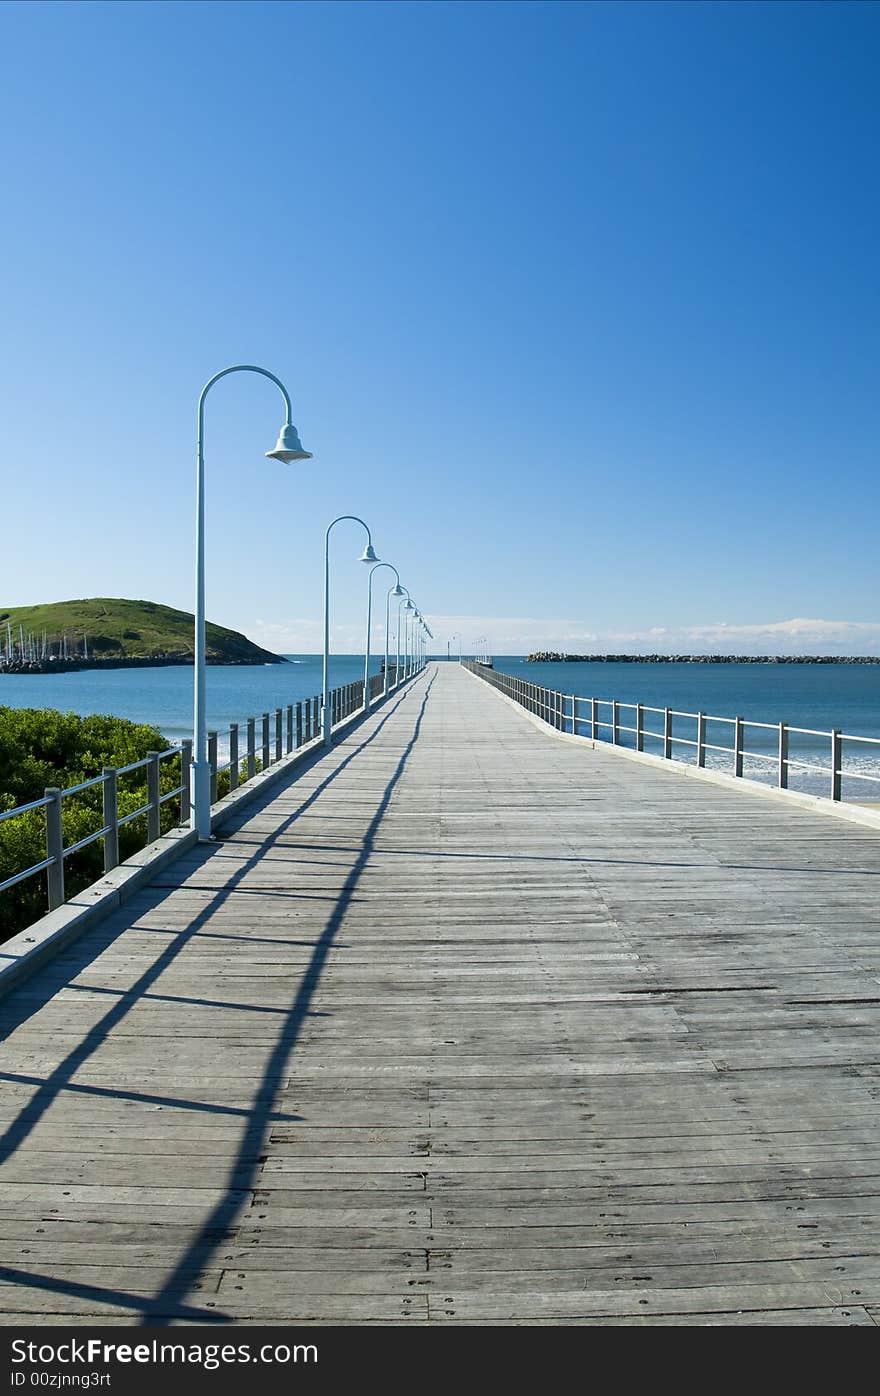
[525,653,880,664]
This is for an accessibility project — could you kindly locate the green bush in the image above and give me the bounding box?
[0,707,180,941]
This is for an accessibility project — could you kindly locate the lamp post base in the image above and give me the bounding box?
[190,761,214,842]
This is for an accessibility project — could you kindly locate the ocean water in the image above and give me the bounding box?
[2,655,879,800]
[0,655,386,746]
[492,657,880,801]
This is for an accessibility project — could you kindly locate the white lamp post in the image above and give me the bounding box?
[407,608,419,676]
[364,561,401,713]
[322,515,378,746]
[395,592,414,686]
[384,580,404,693]
[193,365,310,841]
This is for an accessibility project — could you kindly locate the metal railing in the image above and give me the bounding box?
[0,661,415,927]
[463,661,880,805]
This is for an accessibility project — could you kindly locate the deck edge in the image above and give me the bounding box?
[0,674,423,1000]
[464,663,880,834]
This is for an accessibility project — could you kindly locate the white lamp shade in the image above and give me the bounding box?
[266,423,312,463]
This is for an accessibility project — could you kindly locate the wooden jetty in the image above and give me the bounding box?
[1,662,880,1325]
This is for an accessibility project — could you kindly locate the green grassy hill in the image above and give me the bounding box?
[0,598,285,665]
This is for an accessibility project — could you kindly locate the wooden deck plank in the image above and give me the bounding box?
[2,662,880,1324]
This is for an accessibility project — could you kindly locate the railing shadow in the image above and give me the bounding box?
[0,672,432,1322]
[140,671,435,1320]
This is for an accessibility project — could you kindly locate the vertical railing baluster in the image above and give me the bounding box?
[734,717,744,778]
[286,704,293,754]
[44,788,64,910]
[229,723,239,791]
[180,739,192,824]
[697,713,706,768]
[275,707,283,761]
[262,712,270,768]
[831,729,842,802]
[147,751,162,841]
[207,735,218,807]
[102,769,119,873]
[613,700,620,745]
[247,717,256,780]
[296,701,303,749]
[636,703,644,753]
[591,697,598,741]
[663,708,672,760]
[778,721,788,789]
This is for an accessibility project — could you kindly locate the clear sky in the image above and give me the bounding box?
[1,0,878,654]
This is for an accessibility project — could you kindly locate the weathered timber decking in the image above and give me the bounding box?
[1,661,880,1325]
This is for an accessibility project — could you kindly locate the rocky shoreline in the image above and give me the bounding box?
[526,653,880,664]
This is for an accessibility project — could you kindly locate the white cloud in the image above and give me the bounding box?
[249,613,880,656]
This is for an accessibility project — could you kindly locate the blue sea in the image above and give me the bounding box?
[0,655,384,747]
[1,655,879,800]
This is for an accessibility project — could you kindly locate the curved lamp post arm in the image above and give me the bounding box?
[324,513,374,553]
[198,364,293,436]
[193,364,299,841]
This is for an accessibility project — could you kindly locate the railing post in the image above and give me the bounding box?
[697,712,706,768]
[571,695,577,736]
[247,717,256,780]
[261,712,270,768]
[831,729,842,802]
[591,697,598,741]
[776,721,789,789]
[229,723,239,791]
[286,704,293,754]
[275,707,283,761]
[147,751,162,842]
[207,733,218,807]
[102,769,119,873]
[44,787,65,910]
[296,701,303,748]
[636,703,644,753]
[612,700,620,745]
[663,708,672,760]
[180,739,192,823]
[734,716,744,778]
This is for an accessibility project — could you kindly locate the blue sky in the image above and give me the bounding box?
[1,0,878,654]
